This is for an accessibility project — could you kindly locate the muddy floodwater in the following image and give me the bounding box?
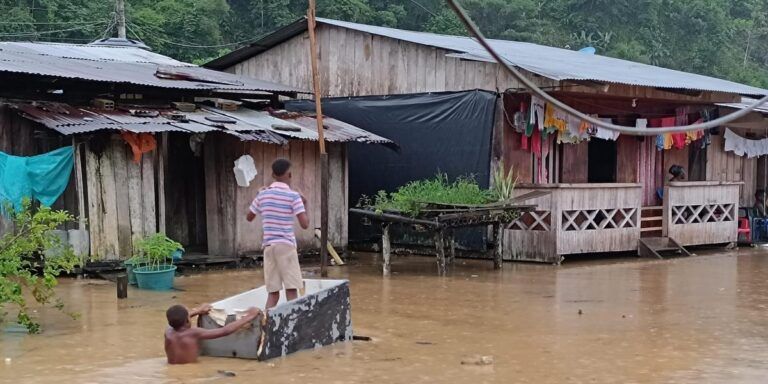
[3,250,768,383]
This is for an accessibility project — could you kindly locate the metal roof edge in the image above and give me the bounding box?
[204,17,310,70]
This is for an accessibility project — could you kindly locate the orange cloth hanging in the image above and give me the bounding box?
[121,132,157,163]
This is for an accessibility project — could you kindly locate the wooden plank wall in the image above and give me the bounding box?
[230,25,554,98]
[205,135,348,257]
[561,142,589,183]
[0,106,79,235]
[85,133,157,260]
[706,135,757,206]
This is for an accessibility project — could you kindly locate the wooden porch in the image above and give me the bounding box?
[505,181,741,264]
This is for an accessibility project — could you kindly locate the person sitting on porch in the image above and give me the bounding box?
[164,304,261,364]
[754,190,766,217]
[656,165,687,200]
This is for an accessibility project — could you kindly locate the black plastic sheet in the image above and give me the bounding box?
[286,90,497,249]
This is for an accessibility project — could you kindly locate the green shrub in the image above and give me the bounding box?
[0,199,78,334]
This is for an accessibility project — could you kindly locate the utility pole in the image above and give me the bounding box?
[116,0,127,38]
[307,0,329,277]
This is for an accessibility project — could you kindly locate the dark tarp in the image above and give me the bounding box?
[286,90,497,249]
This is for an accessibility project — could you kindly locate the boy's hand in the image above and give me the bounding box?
[193,304,213,316]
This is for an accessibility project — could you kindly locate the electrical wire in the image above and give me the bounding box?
[446,0,768,135]
[127,22,253,48]
[0,20,106,25]
[407,0,438,17]
[0,22,107,37]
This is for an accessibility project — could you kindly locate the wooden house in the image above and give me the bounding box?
[207,18,768,263]
[0,40,391,262]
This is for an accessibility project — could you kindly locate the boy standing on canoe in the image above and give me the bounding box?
[247,158,309,309]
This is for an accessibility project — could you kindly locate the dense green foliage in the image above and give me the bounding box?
[359,173,492,215]
[0,200,78,334]
[0,0,767,85]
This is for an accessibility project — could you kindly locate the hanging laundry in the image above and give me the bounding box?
[558,114,584,144]
[635,118,648,130]
[531,128,542,156]
[543,103,568,133]
[121,132,157,163]
[671,133,686,149]
[592,118,620,141]
[529,96,545,135]
[520,133,529,150]
[0,146,74,212]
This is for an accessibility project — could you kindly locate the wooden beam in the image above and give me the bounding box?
[308,0,329,277]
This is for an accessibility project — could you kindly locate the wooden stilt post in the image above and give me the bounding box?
[435,229,446,275]
[448,230,456,265]
[116,274,128,299]
[494,223,504,269]
[307,0,329,277]
[382,224,391,277]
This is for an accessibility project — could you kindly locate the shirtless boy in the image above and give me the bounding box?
[164,304,261,364]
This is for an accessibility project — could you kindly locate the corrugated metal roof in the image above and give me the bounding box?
[208,17,768,96]
[209,108,395,144]
[717,98,768,114]
[9,101,392,146]
[0,41,307,94]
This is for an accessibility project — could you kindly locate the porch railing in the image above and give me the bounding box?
[505,183,642,264]
[663,181,741,246]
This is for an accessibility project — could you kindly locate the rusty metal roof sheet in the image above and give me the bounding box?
[206,108,395,144]
[0,42,306,94]
[10,101,389,146]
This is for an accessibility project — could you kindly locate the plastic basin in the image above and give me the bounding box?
[134,265,177,291]
[124,262,138,285]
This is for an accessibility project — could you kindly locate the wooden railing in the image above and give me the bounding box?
[505,183,642,264]
[663,181,741,246]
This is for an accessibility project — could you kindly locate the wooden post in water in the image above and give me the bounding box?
[434,230,446,275]
[382,224,391,277]
[307,0,329,277]
[493,223,504,270]
[116,274,128,299]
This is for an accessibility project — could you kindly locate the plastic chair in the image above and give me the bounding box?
[738,217,751,243]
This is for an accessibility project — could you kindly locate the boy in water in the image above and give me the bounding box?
[247,158,309,309]
[164,304,261,364]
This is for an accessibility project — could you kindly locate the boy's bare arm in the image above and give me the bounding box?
[194,307,262,340]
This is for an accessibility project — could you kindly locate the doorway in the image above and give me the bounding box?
[588,138,617,183]
[165,132,208,252]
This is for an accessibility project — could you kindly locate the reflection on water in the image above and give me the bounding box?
[2,250,768,383]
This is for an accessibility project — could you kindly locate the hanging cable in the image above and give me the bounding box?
[0,22,107,37]
[127,23,253,48]
[445,0,768,136]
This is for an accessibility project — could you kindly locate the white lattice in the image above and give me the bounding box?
[509,211,551,231]
[561,208,638,231]
[672,204,735,225]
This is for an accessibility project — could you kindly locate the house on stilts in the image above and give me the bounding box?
[206,18,768,265]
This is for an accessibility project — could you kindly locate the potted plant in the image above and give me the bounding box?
[132,233,183,291]
[123,255,146,286]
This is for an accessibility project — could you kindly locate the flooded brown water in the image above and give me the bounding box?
[3,250,768,383]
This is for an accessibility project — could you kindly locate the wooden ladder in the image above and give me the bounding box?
[638,236,692,259]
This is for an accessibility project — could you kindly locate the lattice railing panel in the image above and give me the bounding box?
[672,204,735,225]
[509,211,551,231]
[561,208,638,231]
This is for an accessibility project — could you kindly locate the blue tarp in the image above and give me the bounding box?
[0,146,74,211]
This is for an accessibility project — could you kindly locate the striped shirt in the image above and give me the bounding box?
[250,182,305,247]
